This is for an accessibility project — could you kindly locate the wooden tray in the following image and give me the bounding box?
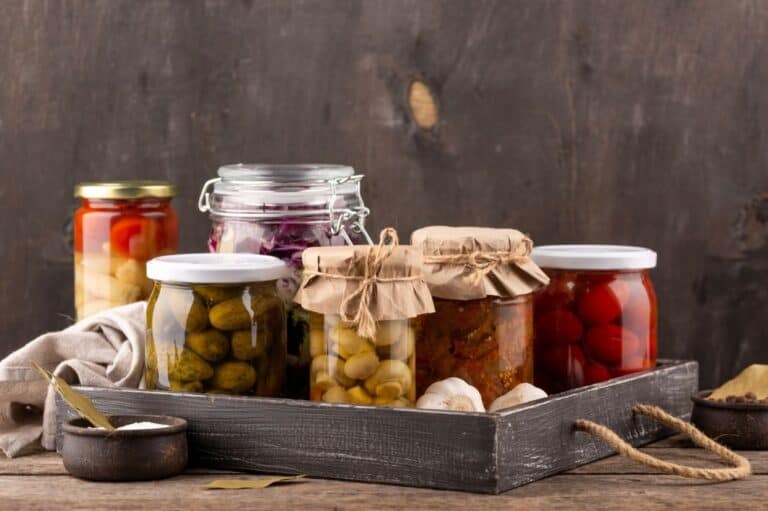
[56,359,698,494]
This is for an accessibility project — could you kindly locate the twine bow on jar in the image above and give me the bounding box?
[422,234,533,286]
[298,227,424,340]
[338,227,403,339]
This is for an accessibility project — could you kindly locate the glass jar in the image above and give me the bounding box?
[74,181,178,320]
[294,230,433,408]
[309,315,416,406]
[410,226,548,407]
[198,164,371,399]
[145,253,287,396]
[415,296,533,407]
[531,245,658,393]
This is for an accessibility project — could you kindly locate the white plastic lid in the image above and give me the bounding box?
[146,253,287,284]
[531,245,657,270]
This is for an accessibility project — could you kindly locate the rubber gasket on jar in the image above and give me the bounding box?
[531,245,657,271]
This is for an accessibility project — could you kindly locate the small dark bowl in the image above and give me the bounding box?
[62,414,188,481]
[691,390,768,450]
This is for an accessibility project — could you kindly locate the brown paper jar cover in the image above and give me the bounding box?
[411,226,550,300]
[294,243,435,332]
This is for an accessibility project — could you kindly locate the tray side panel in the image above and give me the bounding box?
[57,390,498,493]
[495,360,699,492]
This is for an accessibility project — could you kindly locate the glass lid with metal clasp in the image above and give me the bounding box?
[198,163,373,399]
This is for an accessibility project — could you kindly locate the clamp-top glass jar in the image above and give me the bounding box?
[198,164,372,399]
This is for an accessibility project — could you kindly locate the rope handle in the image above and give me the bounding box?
[575,403,751,481]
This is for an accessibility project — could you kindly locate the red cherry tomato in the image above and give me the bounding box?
[610,356,653,377]
[621,284,651,335]
[535,276,576,311]
[577,280,631,325]
[583,363,612,385]
[535,309,583,344]
[538,344,586,387]
[110,217,161,260]
[584,324,639,365]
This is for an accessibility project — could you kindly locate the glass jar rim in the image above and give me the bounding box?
[198,163,370,227]
[147,253,287,283]
[217,163,355,183]
[531,244,657,270]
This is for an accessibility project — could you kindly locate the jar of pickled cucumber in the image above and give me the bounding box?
[74,181,178,320]
[145,253,287,396]
[411,227,550,407]
[293,228,434,407]
[531,245,658,393]
[198,164,372,399]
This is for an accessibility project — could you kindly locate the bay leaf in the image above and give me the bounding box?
[32,361,115,431]
[204,475,305,490]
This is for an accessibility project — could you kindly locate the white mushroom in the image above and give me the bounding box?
[488,383,547,412]
[416,377,485,412]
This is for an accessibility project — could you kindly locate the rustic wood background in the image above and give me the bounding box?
[1,0,767,388]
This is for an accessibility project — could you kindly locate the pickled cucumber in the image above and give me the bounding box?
[231,329,269,360]
[169,379,204,392]
[167,349,214,382]
[186,329,229,362]
[148,281,286,398]
[209,298,251,331]
[193,285,243,304]
[210,361,257,392]
[251,294,283,318]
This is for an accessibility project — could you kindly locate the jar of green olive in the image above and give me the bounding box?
[145,253,287,396]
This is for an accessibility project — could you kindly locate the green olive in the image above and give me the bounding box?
[210,361,257,393]
[209,298,251,331]
[185,329,229,362]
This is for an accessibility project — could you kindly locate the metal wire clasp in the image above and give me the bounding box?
[327,176,373,246]
[197,177,221,213]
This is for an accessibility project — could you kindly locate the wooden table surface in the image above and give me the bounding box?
[2,436,765,510]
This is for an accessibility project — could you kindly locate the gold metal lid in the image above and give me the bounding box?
[74,180,176,199]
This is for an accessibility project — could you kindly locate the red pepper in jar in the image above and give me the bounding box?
[74,182,178,320]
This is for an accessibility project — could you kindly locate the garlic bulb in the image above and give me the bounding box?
[488,383,547,412]
[415,377,485,412]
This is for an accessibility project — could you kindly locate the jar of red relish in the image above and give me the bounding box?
[530,245,657,393]
[74,181,178,320]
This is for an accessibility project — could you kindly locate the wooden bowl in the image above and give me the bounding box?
[61,414,188,481]
[691,390,768,450]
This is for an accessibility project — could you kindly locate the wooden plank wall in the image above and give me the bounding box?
[1,0,767,388]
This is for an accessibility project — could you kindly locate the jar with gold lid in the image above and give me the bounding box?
[74,181,178,319]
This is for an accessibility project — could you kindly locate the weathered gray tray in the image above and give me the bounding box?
[57,359,698,494]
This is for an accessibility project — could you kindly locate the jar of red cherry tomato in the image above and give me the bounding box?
[74,181,178,320]
[531,245,657,393]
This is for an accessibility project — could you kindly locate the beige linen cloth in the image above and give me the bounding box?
[0,301,146,457]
